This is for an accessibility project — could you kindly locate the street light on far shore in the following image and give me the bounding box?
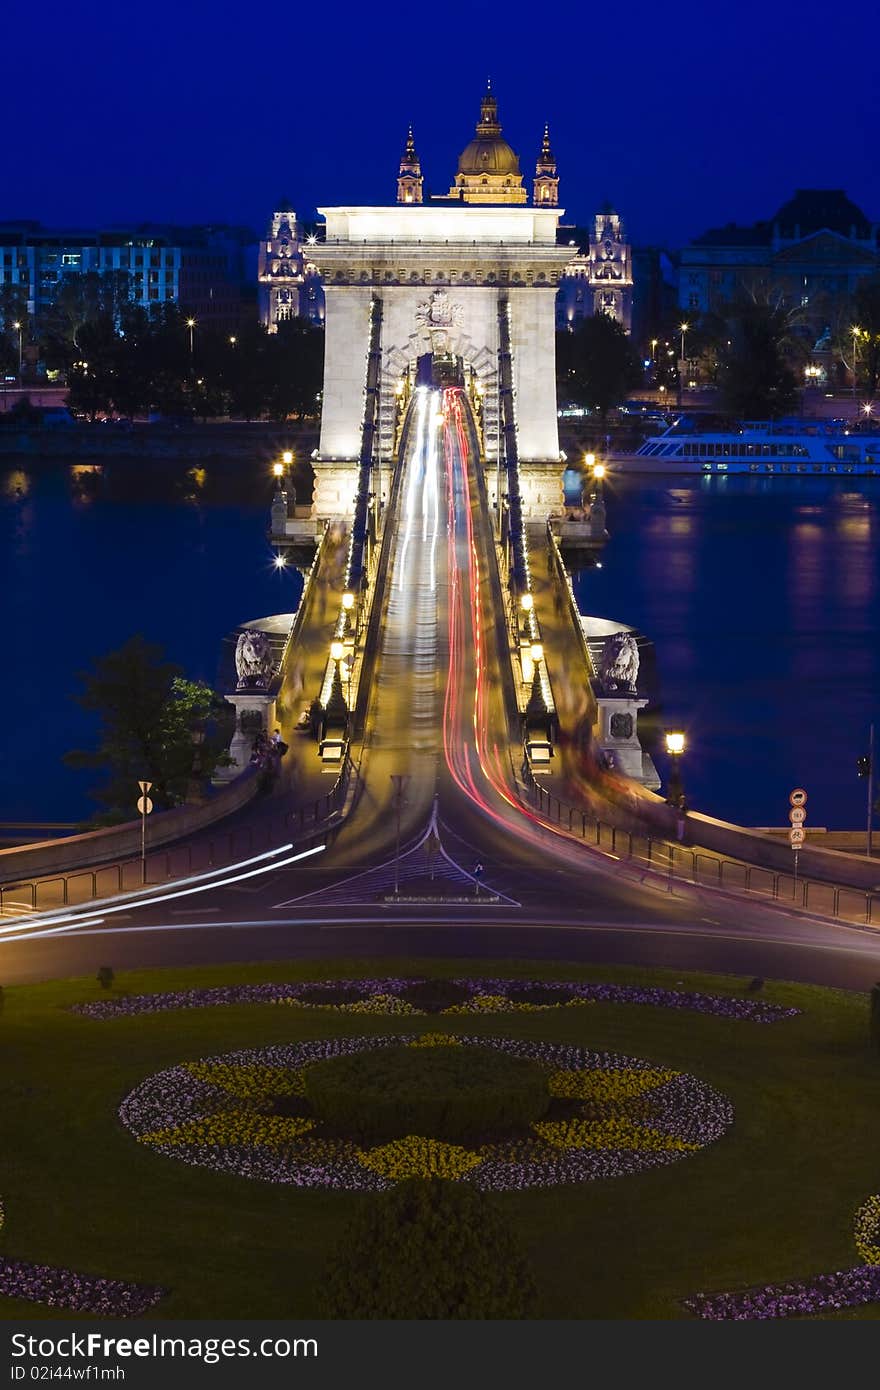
[186,318,196,355]
[593,461,606,481]
[330,640,345,663]
[282,450,293,465]
[12,320,22,378]
[272,461,284,479]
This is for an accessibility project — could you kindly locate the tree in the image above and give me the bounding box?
[557,313,644,420]
[718,294,801,419]
[851,277,880,398]
[64,635,231,819]
[321,1178,535,1318]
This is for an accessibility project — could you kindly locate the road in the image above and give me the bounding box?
[4,386,880,991]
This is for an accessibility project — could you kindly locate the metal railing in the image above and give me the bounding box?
[0,756,356,919]
[516,758,880,929]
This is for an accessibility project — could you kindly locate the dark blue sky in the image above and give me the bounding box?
[9,0,878,248]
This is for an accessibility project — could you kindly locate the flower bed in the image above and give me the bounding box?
[683,1266,880,1319]
[120,1035,734,1193]
[73,976,800,1022]
[0,1257,164,1316]
[854,1195,880,1266]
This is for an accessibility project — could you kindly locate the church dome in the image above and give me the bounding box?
[457,134,521,176]
[456,87,521,177]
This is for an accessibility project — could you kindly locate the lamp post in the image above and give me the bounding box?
[678,322,689,406]
[664,730,686,812]
[342,588,356,645]
[650,338,658,383]
[12,320,22,380]
[186,317,196,357]
[330,638,349,710]
[851,326,861,399]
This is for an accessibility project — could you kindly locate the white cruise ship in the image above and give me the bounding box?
[612,420,880,476]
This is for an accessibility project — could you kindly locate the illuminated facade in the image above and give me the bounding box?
[556,208,633,334]
[396,128,423,205]
[258,202,324,331]
[433,86,529,206]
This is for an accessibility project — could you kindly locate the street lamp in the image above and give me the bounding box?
[228,335,237,346]
[186,318,196,355]
[12,320,22,379]
[282,450,293,466]
[330,639,350,708]
[679,322,689,362]
[851,325,861,398]
[272,461,285,479]
[664,730,686,810]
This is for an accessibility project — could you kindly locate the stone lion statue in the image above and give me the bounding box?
[235,630,274,689]
[599,632,639,692]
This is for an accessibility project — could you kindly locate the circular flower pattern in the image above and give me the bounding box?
[120,1035,734,1192]
[73,975,800,1023]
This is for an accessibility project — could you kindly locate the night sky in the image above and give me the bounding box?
[9,0,879,248]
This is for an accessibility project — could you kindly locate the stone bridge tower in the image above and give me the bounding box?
[307,90,576,521]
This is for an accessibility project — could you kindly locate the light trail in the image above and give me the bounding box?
[0,843,326,944]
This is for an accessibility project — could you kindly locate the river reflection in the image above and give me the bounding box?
[574,474,880,829]
[0,459,302,823]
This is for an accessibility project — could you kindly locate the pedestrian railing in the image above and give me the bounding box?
[518,762,880,929]
[0,756,356,919]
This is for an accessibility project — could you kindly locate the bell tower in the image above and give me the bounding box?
[397,126,423,204]
[533,124,559,207]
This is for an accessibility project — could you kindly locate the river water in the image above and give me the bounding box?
[2,461,878,830]
[0,461,302,826]
[573,473,880,831]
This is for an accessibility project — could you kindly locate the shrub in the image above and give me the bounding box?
[96,967,114,990]
[303,1044,550,1143]
[297,985,361,1006]
[321,1178,535,1318]
[402,979,471,1012]
[510,985,567,1006]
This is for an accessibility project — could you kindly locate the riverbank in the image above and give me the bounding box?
[0,420,319,463]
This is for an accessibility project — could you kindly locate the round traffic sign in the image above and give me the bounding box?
[789,788,807,807]
[137,796,154,815]
[789,806,807,825]
[789,827,805,845]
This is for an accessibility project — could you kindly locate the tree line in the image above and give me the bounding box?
[0,272,324,422]
[558,275,880,421]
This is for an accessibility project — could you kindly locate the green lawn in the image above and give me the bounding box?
[1,957,879,1319]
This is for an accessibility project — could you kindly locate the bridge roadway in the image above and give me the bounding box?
[3,388,880,990]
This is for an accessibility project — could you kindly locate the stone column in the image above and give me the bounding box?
[213,692,277,784]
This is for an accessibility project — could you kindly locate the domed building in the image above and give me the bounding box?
[438,83,528,206]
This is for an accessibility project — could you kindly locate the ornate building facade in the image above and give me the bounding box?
[556,207,633,334]
[257,202,324,331]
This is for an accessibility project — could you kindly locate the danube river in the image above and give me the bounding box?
[2,460,878,830]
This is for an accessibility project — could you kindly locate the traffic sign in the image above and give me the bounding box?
[138,779,153,793]
[789,806,806,826]
[789,827,805,846]
[789,788,807,807]
[137,796,153,816]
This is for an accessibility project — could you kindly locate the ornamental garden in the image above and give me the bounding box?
[1,958,879,1319]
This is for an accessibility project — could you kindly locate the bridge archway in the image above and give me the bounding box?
[379,327,499,465]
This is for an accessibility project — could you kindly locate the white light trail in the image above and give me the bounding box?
[0,843,326,942]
